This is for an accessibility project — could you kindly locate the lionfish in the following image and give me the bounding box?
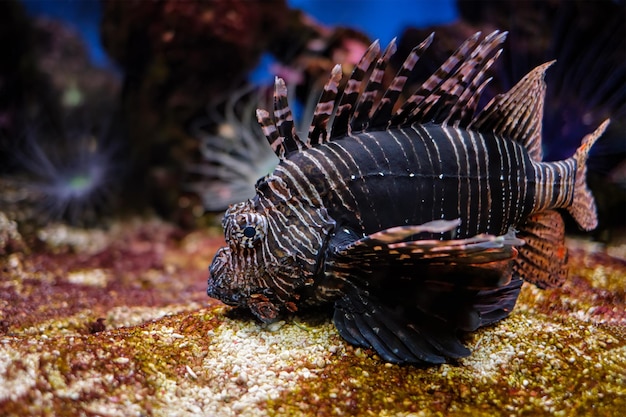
[207,31,607,364]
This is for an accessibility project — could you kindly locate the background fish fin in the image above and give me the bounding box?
[390,31,506,128]
[333,287,470,364]
[567,119,608,230]
[514,210,568,288]
[470,61,554,161]
[328,41,381,139]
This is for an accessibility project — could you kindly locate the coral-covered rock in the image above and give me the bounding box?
[100,1,293,223]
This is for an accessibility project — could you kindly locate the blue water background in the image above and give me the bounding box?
[20,0,457,78]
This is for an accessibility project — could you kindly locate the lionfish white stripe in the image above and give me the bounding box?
[267,196,321,254]
[267,203,318,257]
[423,126,446,220]
[442,126,464,233]
[275,162,321,205]
[386,129,411,162]
[258,199,297,254]
[410,124,437,222]
[493,134,508,232]
[457,128,473,235]
[300,151,353,211]
[468,130,484,234]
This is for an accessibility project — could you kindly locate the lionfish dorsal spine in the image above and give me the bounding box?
[256,108,285,158]
[349,38,397,133]
[273,77,304,155]
[394,31,507,127]
[327,40,382,139]
[369,33,434,129]
[308,64,344,147]
[258,30,566,163]
[388,31,482,127]
[469,61,555,162]
[445,48,502,128]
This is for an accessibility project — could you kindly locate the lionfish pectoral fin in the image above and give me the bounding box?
[333,287,470,364]
[332,220,523,265]
[473,275,524,327]
[422,256,514,290]
[514,210,568,288]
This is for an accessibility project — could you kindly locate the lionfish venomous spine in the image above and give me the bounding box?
[207,31,607,364]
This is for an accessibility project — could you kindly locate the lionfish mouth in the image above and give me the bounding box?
[208,247,281,322]
[207,247,241,306]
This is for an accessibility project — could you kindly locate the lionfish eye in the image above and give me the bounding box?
[233,213,267,248]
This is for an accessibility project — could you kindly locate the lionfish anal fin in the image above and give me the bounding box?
[513,210,568,288]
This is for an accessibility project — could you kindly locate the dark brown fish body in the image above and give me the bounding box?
[283,125,549,237]
[208,31,607,364]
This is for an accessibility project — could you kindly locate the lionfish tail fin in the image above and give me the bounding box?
[567,119,609,231]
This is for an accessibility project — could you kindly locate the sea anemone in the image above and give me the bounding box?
[185,86,280,212]
[185,80,328,213]
[8,120,124,226]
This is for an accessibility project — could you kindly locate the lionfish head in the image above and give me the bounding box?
[208,198,333,323]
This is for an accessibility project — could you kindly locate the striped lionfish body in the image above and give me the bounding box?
[208,31,607,364]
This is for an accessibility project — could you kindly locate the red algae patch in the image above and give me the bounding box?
[0,218,624,416]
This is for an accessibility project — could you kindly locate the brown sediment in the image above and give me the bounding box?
[0,218,624,416]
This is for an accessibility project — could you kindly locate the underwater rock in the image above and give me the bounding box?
[0,0,59,171]
[100,0,294,224]
[0,212,26,255]
[0,3,123,228]
[100,0,374,225]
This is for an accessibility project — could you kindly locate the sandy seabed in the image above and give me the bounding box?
[0,215,624,416]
